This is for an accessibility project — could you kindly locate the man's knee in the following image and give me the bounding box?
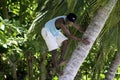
[63,40,69,44]
[51,49,57,53]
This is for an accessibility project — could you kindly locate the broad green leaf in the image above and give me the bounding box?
[0,23,5,30]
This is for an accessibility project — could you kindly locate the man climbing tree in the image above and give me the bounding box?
[41,13,90,74]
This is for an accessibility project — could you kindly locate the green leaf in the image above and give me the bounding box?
[0,31,6,43]
[0,23,5,31]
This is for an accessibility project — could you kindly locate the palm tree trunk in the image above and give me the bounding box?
[105,52,120,80]
[40,53,46,80]
[59,0,118,80]
[26,52,33,80]
[0,0,9,19]
[9,60,17,80]
[19,0,25,24]
[13,63,17,80]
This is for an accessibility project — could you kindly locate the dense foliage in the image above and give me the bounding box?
[0,0,120,80]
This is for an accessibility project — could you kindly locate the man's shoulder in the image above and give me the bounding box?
[54,15,66,19]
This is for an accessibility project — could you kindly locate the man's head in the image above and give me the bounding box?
[66,13,77,23]
[66,13,77,26]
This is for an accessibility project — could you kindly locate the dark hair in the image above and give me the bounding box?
[66,13,77,22]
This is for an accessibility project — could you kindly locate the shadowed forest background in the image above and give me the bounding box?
[0,0,120,80]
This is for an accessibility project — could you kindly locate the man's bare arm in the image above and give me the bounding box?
[56,18,90,45]
[73,23,85,33]
[60,24,82,41]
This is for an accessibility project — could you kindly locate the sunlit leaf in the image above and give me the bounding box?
[0,23,5,31]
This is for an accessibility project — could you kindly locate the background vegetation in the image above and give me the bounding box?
[0,0,120,80]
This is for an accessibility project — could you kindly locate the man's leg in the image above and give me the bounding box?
[51,49,58,69]
[60,40,69,63]
[51,49,63,74]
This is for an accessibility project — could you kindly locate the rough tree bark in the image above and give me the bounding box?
[25,52,33,80]
[40,53,46,80]
[0,0,9,19]
[59,0,118,80]
[105,52,120,80]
